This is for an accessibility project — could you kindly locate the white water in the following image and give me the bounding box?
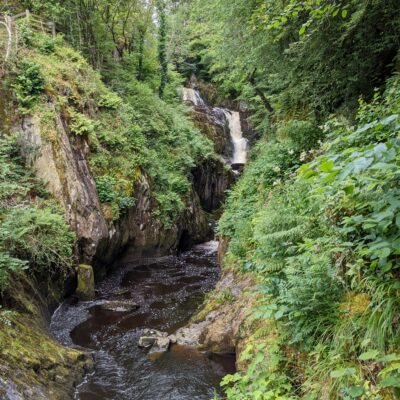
[223,110,247,165]
[182,88,248,166]
[182,88,206,107]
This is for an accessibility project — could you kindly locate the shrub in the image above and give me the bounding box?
[0,207,75,272]
[18,21,34,47]
[277,119,324,151]
[12,61,45,111]
[219,74,400,399]
[0,206,75,292]
[69,110,96,136]
[0,252,28,292]
[95,175,135,219]
[38,36,56,54]
[98,92,123,109]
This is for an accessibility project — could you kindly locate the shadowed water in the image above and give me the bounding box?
[50,241,235,400]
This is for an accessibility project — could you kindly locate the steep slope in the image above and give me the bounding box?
[191,74,400,400]
[0,31,226,398]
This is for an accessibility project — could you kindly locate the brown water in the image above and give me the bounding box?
[51,241,235,400]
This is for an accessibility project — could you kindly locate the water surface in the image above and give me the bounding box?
[51,241,235,400]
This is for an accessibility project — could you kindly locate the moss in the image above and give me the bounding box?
[38,105,58,143]
[0,309,91,399]
[76,264,95,300]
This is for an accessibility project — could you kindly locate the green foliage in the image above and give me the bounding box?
[18,33,213,225]
[18,21,34,47]
[218,326,297,400]
[217,68,400,398]
[0,252,29,292]
[171,0,400,128]
[12,60,45,111]
[0,135,75,293]
[157,0,168,98]
[0,206,75,275]
[69,111,96,136]
[98,92,123,110]
[277,119,323,151]
[95,175,135,220]
[37,36,56,54]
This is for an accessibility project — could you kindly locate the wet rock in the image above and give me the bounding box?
[191,158,234,213]
[76,264,95,301]
[174,271,255,353]
[149,337,170,354]
[138,329,171,353]
[19,113,109,262]
[142,328,168,337]
[99,300,139,312]
[138,336,157,348]
[114,288,132,296]
[168,334,177,344]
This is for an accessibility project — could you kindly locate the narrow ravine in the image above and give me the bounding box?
[50,242,235,400]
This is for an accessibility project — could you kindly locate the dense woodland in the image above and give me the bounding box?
[1,0,400,399]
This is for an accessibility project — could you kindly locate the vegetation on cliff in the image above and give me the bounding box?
[170,0,400,398]
[1,0,400,399]
[0,134,74,294]
[0,1,215,396]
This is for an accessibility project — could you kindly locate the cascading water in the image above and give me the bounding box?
[182,88,248,168]
[182,88,206,108]
[222,110,247,166]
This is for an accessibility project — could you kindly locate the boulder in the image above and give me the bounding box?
[138,329,171,354]
[99,301,139,312]
[138,336,157,348]
[149,337,170,354]
[142,329,168,337]
[76,264,95,301]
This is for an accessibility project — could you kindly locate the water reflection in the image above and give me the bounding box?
[51,241,236,400]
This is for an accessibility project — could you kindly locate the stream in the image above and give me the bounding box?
[50,241,235,400]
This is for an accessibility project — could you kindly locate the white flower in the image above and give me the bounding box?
[300,151,307,162]
[288,149,295,155]
[273,166,281,173]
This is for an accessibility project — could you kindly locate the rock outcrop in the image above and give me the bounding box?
[76,264,95,300]
[18,109,214,273]
[192,158,234,213]
[138,329,174,355]
[19,113,108,262]
[174,270,255,353]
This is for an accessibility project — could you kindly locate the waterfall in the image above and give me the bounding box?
[182,88,206,108]
[182,87,248,167]
[223,110,247,166]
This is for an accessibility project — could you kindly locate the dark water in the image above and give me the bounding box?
[51,241,235,400]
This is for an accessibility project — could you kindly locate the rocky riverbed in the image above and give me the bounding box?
[50,241,235,400]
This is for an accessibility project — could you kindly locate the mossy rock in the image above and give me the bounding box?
[76,264,95,300]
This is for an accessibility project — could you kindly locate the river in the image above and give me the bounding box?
[50,241,235,400]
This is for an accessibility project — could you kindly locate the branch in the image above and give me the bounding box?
[248,68,274,113]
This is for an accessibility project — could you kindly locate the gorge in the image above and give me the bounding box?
[1,1,400,399]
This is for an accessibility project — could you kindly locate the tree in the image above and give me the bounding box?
[157,0,168,97]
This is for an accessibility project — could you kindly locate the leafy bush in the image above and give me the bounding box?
[37,36,56,54]
[95,175,135,219]
[0,252,28,292]
[0,135,75,293]
[0,207,75,274]
[277,119,324,151]
[98,92,123,109]
[218,74,400,398]
[18,21,34,47]
[0,135,46,209]
[69,110,96,136]
[12,61,45,111]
